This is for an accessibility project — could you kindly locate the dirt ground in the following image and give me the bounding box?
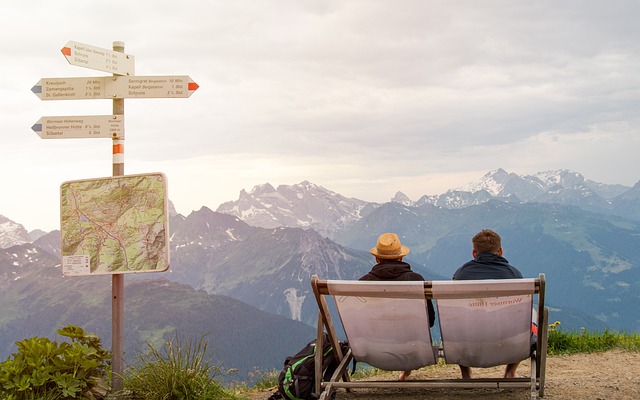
[248,350,640,400]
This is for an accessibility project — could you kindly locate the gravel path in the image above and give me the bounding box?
[247,350,640,400]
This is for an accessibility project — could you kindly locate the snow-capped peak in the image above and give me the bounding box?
[0,215,31,249]
[455,168,511,196]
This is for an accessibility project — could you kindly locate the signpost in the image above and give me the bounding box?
[110,75,199,98]
[31,115,124,139]
[32,75,199,100]
[61,41,135,76]
[31,77,108,100]
[31,40,199,397]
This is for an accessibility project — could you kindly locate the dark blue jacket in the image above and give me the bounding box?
[452,252,523,280]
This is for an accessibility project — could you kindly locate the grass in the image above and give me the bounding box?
[547,323,640,355]
[228,367,280,394]
[118,335,241,400]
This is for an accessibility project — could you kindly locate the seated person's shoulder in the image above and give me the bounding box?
[406,270,425,281]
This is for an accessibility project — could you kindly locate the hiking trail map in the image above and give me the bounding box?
[60,173,169,276]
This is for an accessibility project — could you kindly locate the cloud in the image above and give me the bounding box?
[3,0,640,231]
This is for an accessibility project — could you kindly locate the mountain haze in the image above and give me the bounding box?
[0,240,314,377]
[167,207,438,325]
[1,168,639,379]
[209,169,640,331]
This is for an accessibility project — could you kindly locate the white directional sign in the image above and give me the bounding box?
[61,41,135,76]
[31,115,124,139]
[31,77,109,100]
[32,76,199,100]
[112,75,199,98]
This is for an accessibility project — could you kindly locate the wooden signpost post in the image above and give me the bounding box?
[31,40,198,395]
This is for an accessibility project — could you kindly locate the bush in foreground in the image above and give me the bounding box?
[0,325,110,400]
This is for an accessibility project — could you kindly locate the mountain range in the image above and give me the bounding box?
[211,169,640,330]
[215,169,640,232]
[1,168,639,378]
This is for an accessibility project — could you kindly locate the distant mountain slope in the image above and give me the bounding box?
[336,200,640,331]
[0,243,315,379]
[164,206,605,331]
[610,181,640,220]
[168,210,396,325]
[33,229,61,258]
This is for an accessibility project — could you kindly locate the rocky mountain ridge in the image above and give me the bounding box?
[216,181,376,238]
[2,169,637,249]
[0,214,32,248]
[214,169,639,238]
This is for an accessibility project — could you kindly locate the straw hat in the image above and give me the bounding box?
[370,233,410,259]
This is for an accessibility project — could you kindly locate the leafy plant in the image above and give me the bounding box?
[119,335,240,399]
[0,325,111,400]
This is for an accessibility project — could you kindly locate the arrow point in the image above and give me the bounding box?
[188,82,199,91]
[61,46,71,56]
[31,123,42,133]
[31,85,42,94]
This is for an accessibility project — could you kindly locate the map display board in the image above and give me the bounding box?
[60,173,169,276]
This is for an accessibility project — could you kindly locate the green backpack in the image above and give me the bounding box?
[270,333,349,400]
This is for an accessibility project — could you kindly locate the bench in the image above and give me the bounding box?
[311,273,548,399]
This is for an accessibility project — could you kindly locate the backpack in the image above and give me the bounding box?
[269,333,350,400]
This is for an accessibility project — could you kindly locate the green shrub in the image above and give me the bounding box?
[0,325,110,400]
[119,335,240,400]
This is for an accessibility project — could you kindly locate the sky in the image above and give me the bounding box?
[2,0,640,232]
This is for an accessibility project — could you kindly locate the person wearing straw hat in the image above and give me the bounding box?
[360,232,436,380]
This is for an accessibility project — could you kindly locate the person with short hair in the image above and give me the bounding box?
[452,229,524,379]
[360,232,436,381]
[453,229,522,281]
